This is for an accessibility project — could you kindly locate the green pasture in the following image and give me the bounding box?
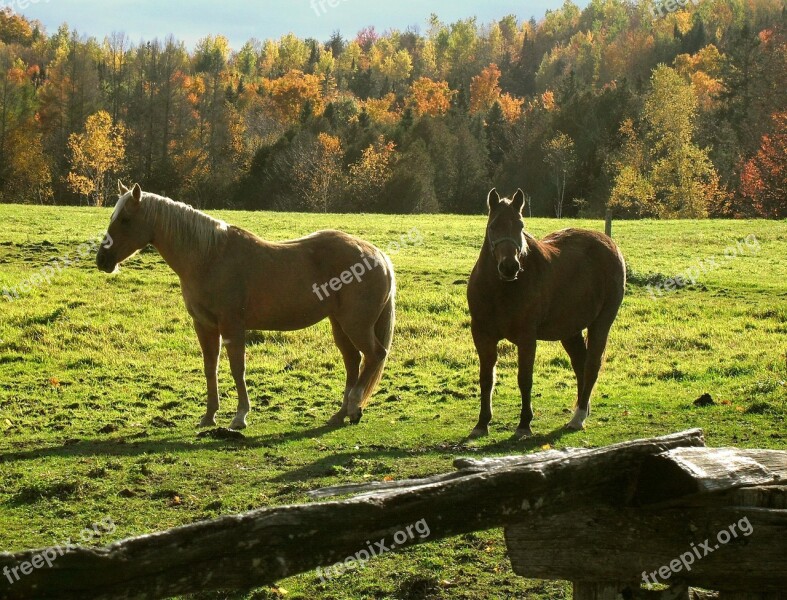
[0,206,785,599]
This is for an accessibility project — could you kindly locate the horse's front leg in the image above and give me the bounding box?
[469,324,498,438]
[515,337,537,438]
[194,321,221,428]
[224,332,250,430]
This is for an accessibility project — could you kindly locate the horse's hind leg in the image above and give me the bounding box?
[567,322,611,431]
[224,334,251,430]
[340,323,387,425]
[561,332,587,413]
[327,318,361,427]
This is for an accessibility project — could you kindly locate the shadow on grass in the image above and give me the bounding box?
[470,425,577,454]
[271,426,580,488]
[0,424,341,464]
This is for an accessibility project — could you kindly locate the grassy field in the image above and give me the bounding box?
[0,205,785,600]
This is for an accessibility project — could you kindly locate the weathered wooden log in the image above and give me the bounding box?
[0,430,704,600]
[718,593,783,600]
[505,447,787,593]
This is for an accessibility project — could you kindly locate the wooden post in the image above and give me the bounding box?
[573,582,692,599]
[605,210,613,237]
[573,582,636,600]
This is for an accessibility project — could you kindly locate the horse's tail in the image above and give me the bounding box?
[360,258,396,408]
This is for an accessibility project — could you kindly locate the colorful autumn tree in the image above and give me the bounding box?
[470,63,524,121]
[408,77,455,117]
[291,132,344,212]
[262,70,323,125]
[67,111,126,207]
[470,63,503,114]
[611,65,722,218]
[740,111,787,218]
[347,136,396,210]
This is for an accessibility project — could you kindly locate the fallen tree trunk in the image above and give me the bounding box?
[507,447,787,594]
[0,430,705,600]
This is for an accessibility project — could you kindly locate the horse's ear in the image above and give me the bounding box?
[118,180,129,196]
[130,183,142,205]
[512,189,526,215]
[487,188,501,212]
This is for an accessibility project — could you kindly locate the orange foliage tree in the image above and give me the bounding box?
[470,63,523,122]
[408,77,455,117]
[470,63,503,114]
[740,111,787,218]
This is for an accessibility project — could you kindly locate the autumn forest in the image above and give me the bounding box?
[0,0,785,217]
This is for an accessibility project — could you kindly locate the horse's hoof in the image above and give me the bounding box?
[199,415,217,428]
[327,414,345,427]
[565,408,588,431]
[515,427,533,439]
[468,427,488,439]
[229,416,248,430]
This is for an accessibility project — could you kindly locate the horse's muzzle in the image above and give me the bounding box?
[498,259,521,282]
[96,251,117,274]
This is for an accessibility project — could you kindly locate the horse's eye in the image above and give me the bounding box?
[119,216,131,226]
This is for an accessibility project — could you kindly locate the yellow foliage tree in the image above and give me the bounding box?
[361,93,399,126]
[67,110,126,207]
[292,133,344,212]
[348,136,396,209]
[262,70,323,125]
[3,127,53,204]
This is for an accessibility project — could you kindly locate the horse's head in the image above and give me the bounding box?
[486,188,527,282]
[97,181,155,273]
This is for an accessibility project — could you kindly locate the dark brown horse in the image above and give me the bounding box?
[97,182,395,430]
[467,189,626,438]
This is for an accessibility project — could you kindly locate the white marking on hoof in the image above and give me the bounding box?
[515,427,533,439]
[327,413,346,427]
[566,408,588,431]
[229,414,248,430]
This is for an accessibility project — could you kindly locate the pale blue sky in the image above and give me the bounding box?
[10,0,590,49]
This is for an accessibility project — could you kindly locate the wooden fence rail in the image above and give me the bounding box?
[0,429,784,600]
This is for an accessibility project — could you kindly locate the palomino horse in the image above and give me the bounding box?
[467,189,626,438]
[97,182,395,430]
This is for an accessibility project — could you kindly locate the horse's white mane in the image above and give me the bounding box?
[114,191,229,258]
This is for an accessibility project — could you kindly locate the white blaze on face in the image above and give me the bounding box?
[111,194,130,223]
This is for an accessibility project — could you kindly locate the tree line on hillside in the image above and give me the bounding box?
[0,0,785,217]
